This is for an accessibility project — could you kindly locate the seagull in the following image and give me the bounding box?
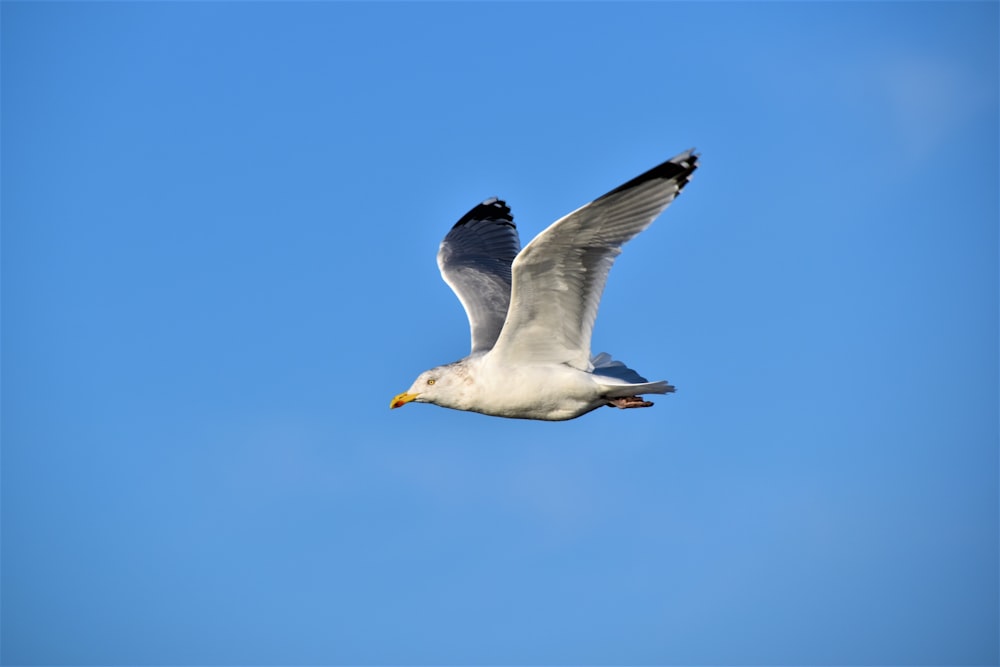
[391,149,699,421]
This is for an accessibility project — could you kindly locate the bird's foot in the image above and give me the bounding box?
[606,396,654,409]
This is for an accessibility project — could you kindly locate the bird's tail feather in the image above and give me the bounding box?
[591,352,675,395]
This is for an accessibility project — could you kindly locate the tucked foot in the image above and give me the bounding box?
[606,396,654,409]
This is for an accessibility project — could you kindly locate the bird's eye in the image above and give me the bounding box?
[427,378,436,385]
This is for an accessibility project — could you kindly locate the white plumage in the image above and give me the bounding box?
[391,149,699,421]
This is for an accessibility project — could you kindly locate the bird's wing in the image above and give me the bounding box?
[437,197,522,354]
[490,149,699,369]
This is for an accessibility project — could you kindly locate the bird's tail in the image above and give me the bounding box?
[590,352,675,396]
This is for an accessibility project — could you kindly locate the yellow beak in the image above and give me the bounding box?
[390,392,419,409]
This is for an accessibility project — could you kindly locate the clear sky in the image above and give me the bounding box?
[2,2,997,665]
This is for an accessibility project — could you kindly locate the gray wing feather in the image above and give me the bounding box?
[490,150,699,369]
[437,198,522,353]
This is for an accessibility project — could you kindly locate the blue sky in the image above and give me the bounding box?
[2,2,997,665]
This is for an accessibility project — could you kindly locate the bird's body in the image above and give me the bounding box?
[406,354,670,421]
[392,149,699,421]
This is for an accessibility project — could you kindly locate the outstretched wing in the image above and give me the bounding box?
[437,197,522,354]
[490,150,699,369]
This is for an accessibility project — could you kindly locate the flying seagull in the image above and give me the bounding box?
[391,149,699,421]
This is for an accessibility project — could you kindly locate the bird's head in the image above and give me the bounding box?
[390,366,459,410]
[389,368,442,408]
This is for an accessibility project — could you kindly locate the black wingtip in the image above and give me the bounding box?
[452,197,515,230]
[600,148,700,201]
